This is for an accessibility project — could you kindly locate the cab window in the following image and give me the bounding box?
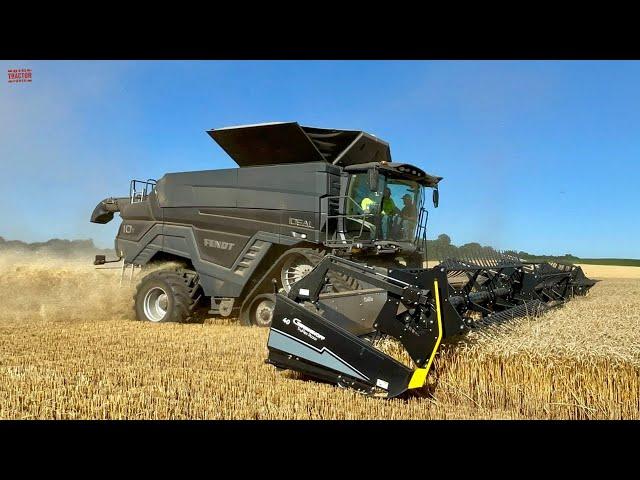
[347,173,381,215]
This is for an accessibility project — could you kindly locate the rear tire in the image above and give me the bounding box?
[238,247,361,326]
[134,269,202,323]
[290,248,361,293]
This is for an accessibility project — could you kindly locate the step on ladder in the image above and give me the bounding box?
[120,262,142,286]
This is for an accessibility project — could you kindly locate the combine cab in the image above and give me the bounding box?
[90,121,596,398]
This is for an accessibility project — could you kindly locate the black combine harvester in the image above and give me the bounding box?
[90,122,596,399]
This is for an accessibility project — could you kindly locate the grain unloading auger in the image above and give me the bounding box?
[266,253,597,398]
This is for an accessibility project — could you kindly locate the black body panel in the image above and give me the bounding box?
[192,227,250,269]
[109,161,343,298]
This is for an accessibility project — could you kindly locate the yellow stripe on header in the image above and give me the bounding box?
[408,279,444,390]
[408,367,428,389]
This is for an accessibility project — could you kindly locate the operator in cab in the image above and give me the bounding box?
[400,193,418,239]
[400,193,417,221]
[381,188,399,216]
[380,188,400,239]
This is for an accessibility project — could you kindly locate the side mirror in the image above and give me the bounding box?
[368,168,379,192]
[433,188,439,208]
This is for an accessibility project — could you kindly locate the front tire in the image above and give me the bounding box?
[134,269,202,323]
[245,293,276,327]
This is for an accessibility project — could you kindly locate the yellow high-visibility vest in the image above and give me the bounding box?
[361,197,375,212]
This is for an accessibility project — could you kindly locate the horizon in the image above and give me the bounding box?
[0,233,635,261]
[1,60,638,258]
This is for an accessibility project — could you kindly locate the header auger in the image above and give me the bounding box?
[90,121,596,399]
[266,253,596,398]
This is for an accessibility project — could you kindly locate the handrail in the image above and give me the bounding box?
[130,179,157,204]
[321,194,378,246]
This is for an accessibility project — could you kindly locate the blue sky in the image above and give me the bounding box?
[0,60,638,258]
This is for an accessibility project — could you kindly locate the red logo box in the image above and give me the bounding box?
[7,68,32,83]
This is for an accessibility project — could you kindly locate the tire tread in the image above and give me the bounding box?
[134,268,202,323]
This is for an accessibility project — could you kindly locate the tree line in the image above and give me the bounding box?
[425,234,580,262]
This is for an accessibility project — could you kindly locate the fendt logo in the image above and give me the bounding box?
[204,238,235,250]
[289,217,314,229]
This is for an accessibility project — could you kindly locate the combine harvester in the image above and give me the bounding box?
[90,122,596,398]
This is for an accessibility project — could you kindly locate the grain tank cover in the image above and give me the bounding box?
[207,122,392,167]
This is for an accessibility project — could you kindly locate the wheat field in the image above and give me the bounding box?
[0,253,638,419]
